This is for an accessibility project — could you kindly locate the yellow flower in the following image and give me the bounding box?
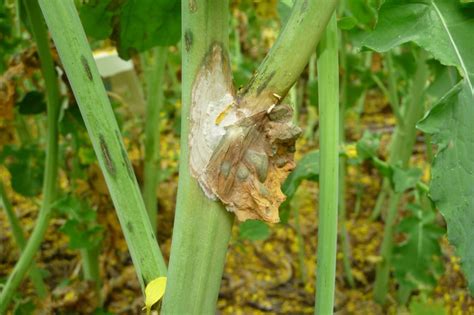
[344,144,358,159]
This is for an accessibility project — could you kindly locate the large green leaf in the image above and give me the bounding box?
[79,0,181,59]
[417,81,474,291]
[360,0,474,87]
[359,0,474,293]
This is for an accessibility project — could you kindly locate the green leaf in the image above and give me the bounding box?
[409,298,446,315]
[426,63,460,102]
[59,219,103,249]
[16,91,47,115]
[392,166,422,193]
[13,299,35,315]
[279,150,319,223]
[79,0,181,59]
[356,130,380,161]
[54,195,103,249]
[0,145,45,197]
[360,0,474,89]
[239,220,270,241]
[345,0,378,29]
[338,16,357,30]
[277,0,294,26]
[417,81,474,292]
[393,204,445,299]
[117,1,180,59]
[282,150,319,201]
[79,0,114,40]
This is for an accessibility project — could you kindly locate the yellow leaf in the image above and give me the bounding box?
[144,277,167,315]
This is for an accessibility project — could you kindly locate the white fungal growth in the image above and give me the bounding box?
[189,45,239,198]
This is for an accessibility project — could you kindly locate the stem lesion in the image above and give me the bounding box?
[190,0,339,223]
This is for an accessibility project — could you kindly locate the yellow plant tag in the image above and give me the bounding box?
[144,277,167,315]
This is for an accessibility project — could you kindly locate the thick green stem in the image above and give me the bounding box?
[242,0,338,100]
[38,0,166,291]
[161,1,233,313]
[0,0,60,311]
[142,46,167,233]
[0,180,47,298]
[373,51,429,304]
[338,30,355,288]
[315,14,339,315]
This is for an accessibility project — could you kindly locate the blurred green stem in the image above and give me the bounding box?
[15,114,32,145]
[338,29,355,288]
[373,51,429,305]
[385,52,403,126]
[142,46,167,233]
[0,180,47,298]
[0,0,61,311]
[315,13,339,315]
[294,202,308,283]
[70,132,102,302]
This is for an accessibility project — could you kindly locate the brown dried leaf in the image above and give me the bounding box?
[189,43,301,223]
[205,105,300,223]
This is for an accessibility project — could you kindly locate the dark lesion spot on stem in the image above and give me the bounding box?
[256,70,276,96]
[301,0,308,14]
[99,134,116,177]
[81,55,93,81]
[127,221,134,233]
[184,30,193,52]
[121,147,134,180]
[115,130,134,180]
[189,0,197,12]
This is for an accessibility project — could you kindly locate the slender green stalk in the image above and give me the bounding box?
[142,46,168,233]
[338,29,355,288]
[0,0,61,311]
[385,52,403,126]
[370,52,414,221]
[241,0,338,99]
[38,0,167,292]
[290,81,299,124]
[374,191,401,301]
[0,180,47,298]
[80,246,100,286]
[370,180,388,221]
[294,202,308,283]
[14,114,32,145]
[160,1,234,313]
[315,14,339,315]
[231,14,243,67]
[309,53,317,82]
[373,51,429,304]
[69,131,101,293]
